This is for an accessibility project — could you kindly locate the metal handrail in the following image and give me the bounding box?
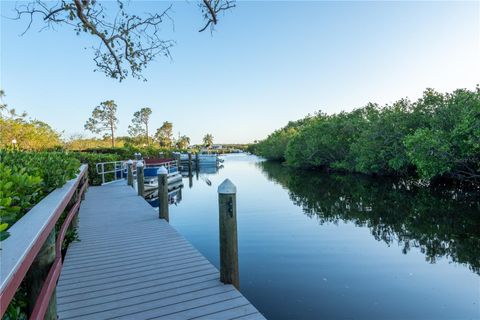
[95,160,180,185]
[95,161,126,185]
[144,160,178,172]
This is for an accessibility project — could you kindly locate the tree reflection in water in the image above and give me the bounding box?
[257,161,480,275]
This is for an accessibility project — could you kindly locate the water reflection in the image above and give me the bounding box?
[257,161,480,275]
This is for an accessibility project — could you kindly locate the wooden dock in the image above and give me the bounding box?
[56,181,265,320]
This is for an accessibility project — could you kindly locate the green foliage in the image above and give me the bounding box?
[253,118,309,161]
[0,164,42,235]
[404,88,480,182]
[0,150,80,239]
[253,87,480,183]
[176,135,190,149]
[2,285,27,320]
[286,111,366,169]
[0,150,84,319]
[154,121,174,147]
[0,118,62,151]
[128,107,152,145]
[203,134,214,148]
[0,151,80,193]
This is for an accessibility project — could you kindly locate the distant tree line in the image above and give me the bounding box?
[251,87,480,184]
[84,101,213,150]
[0,91,216,151]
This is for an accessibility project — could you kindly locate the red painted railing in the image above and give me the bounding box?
[0,165,88,319]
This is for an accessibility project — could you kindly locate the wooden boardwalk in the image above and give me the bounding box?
[56,181,265,320]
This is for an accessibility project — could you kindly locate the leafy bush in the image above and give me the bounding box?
[405,88,480,181]
[0,150,80,238]
[0,164,42,239]
[285,110,367,169]
[253,118,311,160]
[0,151,80,192]
[252,86,480,183]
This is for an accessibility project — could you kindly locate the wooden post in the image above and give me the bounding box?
[26,230,57,319]
[81,175,86,200]
[127,160,134,186]
[174,153,181,170]
[136,161,144,197]
[157,166,169,222]
[218,179,239,289]
[188,152,193,177]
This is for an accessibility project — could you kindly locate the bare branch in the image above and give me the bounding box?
[199,0,235,32]
[12,0,175,81]
[11,0,235,80]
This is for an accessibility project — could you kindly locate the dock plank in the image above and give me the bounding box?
[57,181,265,320]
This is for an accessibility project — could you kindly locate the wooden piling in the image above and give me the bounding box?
[127,160,133,186]
[157,166,169,222]
[188,152,193,177]
[136,161,144,197]
[26,230,57,320]
[174,153,181,170]
[218,179,239,289]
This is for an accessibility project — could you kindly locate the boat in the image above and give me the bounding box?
[142,158,184,200]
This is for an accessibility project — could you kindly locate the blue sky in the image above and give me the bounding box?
[1,1,479,144]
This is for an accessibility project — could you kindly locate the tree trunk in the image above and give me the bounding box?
[146,123,149,145]
[111,126,115,147]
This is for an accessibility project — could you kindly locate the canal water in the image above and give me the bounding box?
[166,154,479,320]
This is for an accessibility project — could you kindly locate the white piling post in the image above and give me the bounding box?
[127,159,133,186]
[136,160,144,197]
[157,166,169,221]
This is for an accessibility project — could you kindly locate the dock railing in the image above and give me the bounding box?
[95,160,126,185]
[96,159,179,185]
[0,164,89,319]
[144,159,178,173]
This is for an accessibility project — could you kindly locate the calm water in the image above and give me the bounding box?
[167,154,479,320]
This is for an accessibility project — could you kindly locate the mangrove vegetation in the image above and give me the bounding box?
[251,87,480,184]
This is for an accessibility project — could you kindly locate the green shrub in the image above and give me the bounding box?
[0,150,80,193]
[252,86,480,183]
[0,150,80,238]
[254,118,310,160]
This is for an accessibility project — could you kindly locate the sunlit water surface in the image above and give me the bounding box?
[164,154,479,320]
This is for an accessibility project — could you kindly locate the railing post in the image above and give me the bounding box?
[127,160,134,186]
[218,179,239,289]
[157,166,169,222]
[26,230,57,320]
[136,161,144,197]
[101,163,105,185]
